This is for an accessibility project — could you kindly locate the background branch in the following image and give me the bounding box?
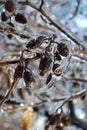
[56,89,87,111]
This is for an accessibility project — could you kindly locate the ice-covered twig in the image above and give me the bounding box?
[56,88,87,112]
[0,53,42,66]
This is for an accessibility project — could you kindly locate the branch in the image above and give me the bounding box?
[19,1,86,48]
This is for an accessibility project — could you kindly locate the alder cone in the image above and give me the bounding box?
[26,36,45,49]
[62,115,71,126]
[15,13,27,24]
[14,64,23,80]
[50,114,61,125]
[54,51,61,61]
[5,0,16,13]
[55,126,63,130]
[57,43,69,57]
[26,39,38,49]
[45,124,50,130]
[39,54,52,76]
[1,12,8,21]
[23,68,35,86]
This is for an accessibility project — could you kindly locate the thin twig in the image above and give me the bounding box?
[0,68,11,90]
[0,53,42,66]
[0,24,30,39]
[56,89,87,111]
[39,0,44,9]
[26,23,55,32]
[19,1,86,48]
[0,81,15,106]
[73,53,87,61]
[70,0,81,20]
[0,52,20,60]
[64,77,87,83]
[0,95,21,105]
